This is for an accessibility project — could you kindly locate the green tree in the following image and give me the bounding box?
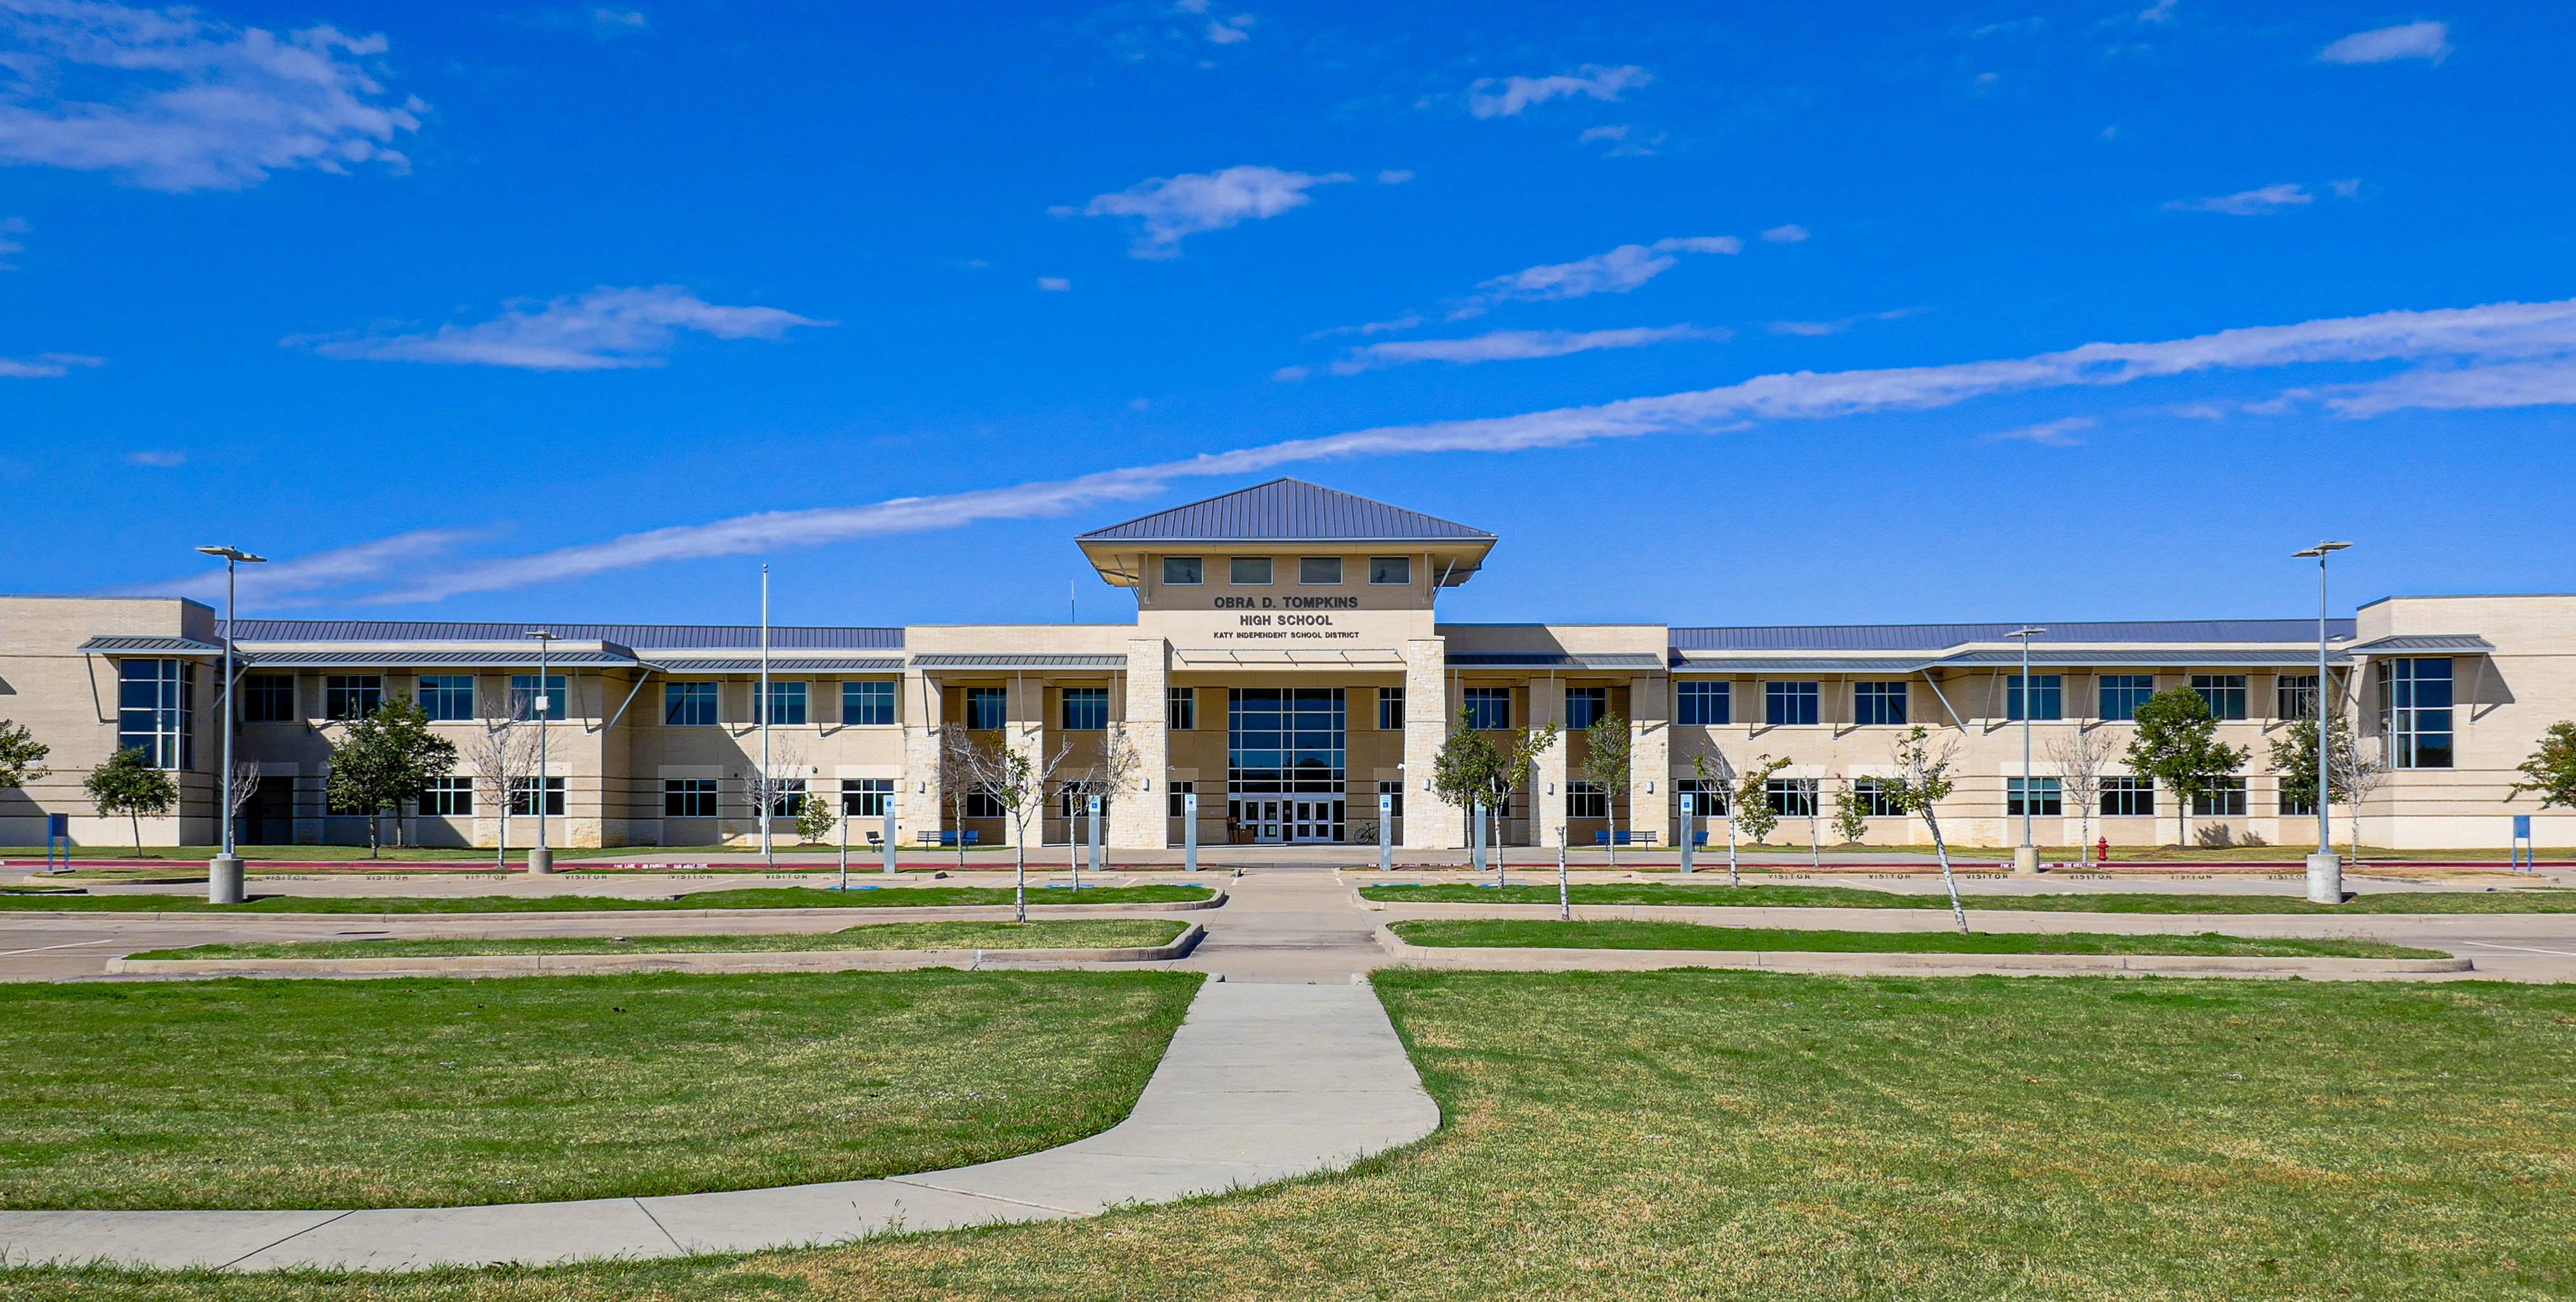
[0,720,49,789]
[1493,722,1559,883]
[1830,778,1871,844]
[1878,725,1969,933]
[2124,688,2249,846]
[2266,713,2361,845]
[795,789,836,844]
[1582,709,1633,864]
[1691,750,1746,886]
[325,696,459,858]
[85,746,175,856]
[1730,754,1791,846]
[1432,709,1505,862]
[2508,721,2576,811]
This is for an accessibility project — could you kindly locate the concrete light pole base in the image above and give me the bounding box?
[527,847,554,875]
[2011,846,2041,877]
[208,855,244,905]
[2305,851,2342,904]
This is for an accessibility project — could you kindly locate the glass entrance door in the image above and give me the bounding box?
[1256,800,1283,843]
[1290,800,1345,843]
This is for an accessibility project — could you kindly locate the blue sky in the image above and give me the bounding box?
[4,1,2570,631]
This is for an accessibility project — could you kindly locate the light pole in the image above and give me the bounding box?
[525,630,557,874]
[2006,626,2046,877]
[759,564,772,869]
[195,545,266,904]
[2294,541,2352,904]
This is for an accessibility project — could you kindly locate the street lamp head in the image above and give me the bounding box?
[2294,541,2354,558]
[524,629,557,641]
[2005,626,2046,640]
[195,546,268,563]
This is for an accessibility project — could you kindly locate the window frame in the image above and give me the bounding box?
[418,775,473,816]
[1856,778,1903,818]
[2190,673,2250,721]
[2191,776,2249,817]
[1378,687,1403,731]
[842,679,897,727]
[1676,777,1729,817]
[1298,555,1343,585]
[756,679,809,726]
[1853,681,1909,727]
[2006,674,2063,722]
[1167,686,1196,731]
[1677,680,1731,726]
[243,674,297,723]
[963,686,1008,731]
[115,657,194,770]
[664,680,719,727]
[1565,780,1608,819]
[508,673,565,721]
[1764,680,1820,727]
[1564,686,1608,731]
[1766,777,1818,817]
[2100,776,2155,817]
[841,778,894,817]
[2382,658,2454,769]
[1229,555,1272,586]
[1368,555,1411,585]
[510,775,566,817]
[2276,673,2320,721]
[418,674,476,722]
[2099,674,2156,722]
[663,778,718,818]
[1462,687,1511,731]
[2005,776,2064,816]
[1161,555,1203,586]
[324,673,383,722]
[1060,685,1110,732]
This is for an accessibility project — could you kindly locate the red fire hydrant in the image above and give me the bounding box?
[2095,836,2110,865]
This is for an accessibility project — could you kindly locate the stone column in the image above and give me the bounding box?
[1630,674,1672,847]
[898,673,942,848]
[1112,639,1170,848]
[1529,676,1569,848]
[1403,637,1464,848]
[1010,673,1048,848]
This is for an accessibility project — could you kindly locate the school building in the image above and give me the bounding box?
[2,478,2569,852]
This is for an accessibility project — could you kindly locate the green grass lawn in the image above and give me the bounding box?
[1363,881,2576,913]
[0,884,1214,913]
[0,968,1198,1212]
[18,968,2574,1301]
[133,919,1189,961]
[1389,917,2447,959]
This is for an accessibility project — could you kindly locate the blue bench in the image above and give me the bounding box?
[1592,830,1660,846]
[934,829,982,847]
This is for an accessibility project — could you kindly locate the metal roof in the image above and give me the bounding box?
[911,654,1128,669]
[1675,649,2349,673]
[1668,618,2355,652]
[2345,633,2495,654]
[1672,657,1938,674]
[240,648,642,668]
[1077,478,1493,542]
[222,619,902,649]
[657,656,905,672]
[75,635,227,655]
[1449,652,1667,670]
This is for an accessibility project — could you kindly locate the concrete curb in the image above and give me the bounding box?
[1371,923,2473,976]
[106,923,1205,978]
[4,891,1225,924]
[0,981,1439,1272]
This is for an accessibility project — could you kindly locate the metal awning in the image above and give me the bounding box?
[655,656,905,672]
[1448,652,1665,669]
[2344,633,2494,654]
[1174,647,1407,666]
[234,648,641,667]
[911,654,1128,669]
[76,636,228,656]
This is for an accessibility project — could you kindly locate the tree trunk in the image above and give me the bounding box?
[1923,807,1969,934]
[129,810,142,857]
[1013,834,1026,923]
[1726,820,1740,888]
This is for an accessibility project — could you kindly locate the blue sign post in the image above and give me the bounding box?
[1679,793,1695,874]
[45,813,69,874]
[1378,792,1393,874]
[1184,791,1199,874]
[2512,813,2534,872]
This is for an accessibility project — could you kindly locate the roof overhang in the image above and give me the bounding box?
[1078,536,1494,589]
[76,635,227,657]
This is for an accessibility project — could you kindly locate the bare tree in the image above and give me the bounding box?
[2334,732,2392,862]
[1692,749,1740,886]
[1880,725,1969,934]
[227,758,263,845]
[968,734,1077,921]
[744,737,809,855]
[463,702,540,868]
[1067,724,1146,890]
[2046,727,2115,864]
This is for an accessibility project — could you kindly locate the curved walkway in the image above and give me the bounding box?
[0,980,1438,1272]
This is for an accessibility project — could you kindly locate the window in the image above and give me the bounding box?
[1677,778,1727,817]
[245,674,296,722]
[1369,556,1411,585]
[1168,686,1196,730]
[1766,681,1820,727]
[509,673,565,721]
[1378,687,1403,731]
[1565,686,1608,730]
[418,776,473,816]
[1162,555,1203,585]
[762,778,806,818]
[843,680,896,726]
[2101,777,2155,817]
[2382,659,2453,769]
[1854,681,1908,727]
[1566,781,1607,819]
[510,776,565,817]
[963,786,1007,819]
[419,674,475,721]
[2276,674,2320,721]
[2099,674,2156,721]
[2193,777,2248,817]
[842,778,894,817]
[117,659,193,770]
[1767,779,1818,817]
[1061,686,1109,730]
[2006,777,2063,816]
[754,680,807,725]
[1166,779,1194,819]
[1856,779,1903,818]
[664,779,717,817]
[665,681,718,726]
[2007,674,2063,722]
[325,674,383,721]
[1462,687,1511,730]
[1229,556,1272,585]
[1227,687,1345,794]
[1678,681,1731,726]
[1377,779,1404,819]
[964,687,1007,730]
[2281,789,2317,817]
[1299,556,1342,584]
[2191,674,2249,721]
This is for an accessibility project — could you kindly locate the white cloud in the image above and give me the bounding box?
[136,527,490,602]
[0,351,104,377]
[1983,417,2092,446]
[0,215,23,266]
[1375,169,1413,185]
[288,286,828,371]
[0,0,425,192]
[1327,324,1723,374]
[1466,65,1649,118]
[2318,21,2451,65]
[1760,224,1809,244]
[124,449,185,466]
[2136,0,2177,23]
[2328,177,2363,199]
[1090,1,1257,62]
[177,296,2576,605]
[1309,315,1422,339]
[1454,235,1740,316]
[1271,364,1309,381]
[516,7,649,37]
[2164,183,2312,215]
[1576,124,1628,143]
[1768,308,1920,337]
[1036,277,1072,291]
[1073,164,1351,258]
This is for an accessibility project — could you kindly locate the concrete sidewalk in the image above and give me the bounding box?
[0,980,1439,1272]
